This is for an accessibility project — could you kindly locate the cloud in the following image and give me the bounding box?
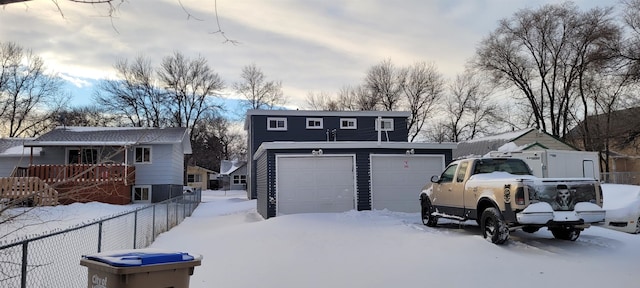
[0,0,610,109]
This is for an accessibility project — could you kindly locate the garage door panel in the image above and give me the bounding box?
[371,155,444,213]
[277,156,355,215]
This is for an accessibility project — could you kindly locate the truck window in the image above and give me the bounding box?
[440,164,458,183]
[473,158,532,175]
[456,162,468,182]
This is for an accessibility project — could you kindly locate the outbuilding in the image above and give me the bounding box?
[253,141,456,219]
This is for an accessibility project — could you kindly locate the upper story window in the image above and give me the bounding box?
[375,118,394,131]
[135,146,152,164]
[306,118,323,129]
[340,118,357,130]
[267,117,287,131]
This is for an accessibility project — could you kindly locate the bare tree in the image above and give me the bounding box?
[55,106,120,127]
[365,59,402,111]
[234,63,286,110]
[305,91,340,111]
[0,41,67,137]
[398,61,445,141]
[474,3,620,138]
[158,51,224,132]
[96,55,168,127]
[441,72,497,142]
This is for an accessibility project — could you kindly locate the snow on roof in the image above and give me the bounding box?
[62,126,146,132]
[219,160,246,175]
[465,128,534,143]
[0,138,41,157]
[0,145,42,157]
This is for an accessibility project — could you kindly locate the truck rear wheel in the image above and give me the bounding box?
[421,197,438,227]
[550,227,580,241]
[481,208,509,244]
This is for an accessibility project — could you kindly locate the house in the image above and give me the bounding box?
[11,126,192,204]
[453,128,576,159]
[244,109,457,219]
[187,165,217,190]
[565,107,640,184]
[219,160,247,191]
[0,138,41,177]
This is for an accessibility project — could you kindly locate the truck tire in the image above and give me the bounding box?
[635,216,640,234]
[481,208,509,244]
[421,197,438,227]
[550,227,580,241]
[522,226,540,233]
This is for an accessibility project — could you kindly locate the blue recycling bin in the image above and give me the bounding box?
[80,249,202,288]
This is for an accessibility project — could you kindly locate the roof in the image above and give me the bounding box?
[219,160,247,175]
[188,165,217,174]
[25,126,192,153]
[453,128,536,159]
[253,141,458,160]
[0,138,41,157]
[244,109,411,129]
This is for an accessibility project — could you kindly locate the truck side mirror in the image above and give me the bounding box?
[430,175,440,183]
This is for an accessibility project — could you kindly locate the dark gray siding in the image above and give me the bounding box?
[256,152,268,218]
[256,147,453,218]
[248,114,409,199]
[355,152,370,210]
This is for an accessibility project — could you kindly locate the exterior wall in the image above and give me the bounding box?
[256,147,453,218]
[229,164,248,190]
[256,152,270,218]
[187,166,210,190]
[514,131,575,151]
[247,114,409,199]
[133,144,183,187]
[0,156,31,177]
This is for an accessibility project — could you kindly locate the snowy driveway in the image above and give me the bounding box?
[150,190,638,288]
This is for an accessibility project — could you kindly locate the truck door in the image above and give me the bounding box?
[432,161,467,216]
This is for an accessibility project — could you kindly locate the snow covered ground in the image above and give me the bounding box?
[2,187,638,288]
[149,189,638,288]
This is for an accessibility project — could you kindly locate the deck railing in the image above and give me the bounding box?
[0,177,58,206]
[13,164,136,186]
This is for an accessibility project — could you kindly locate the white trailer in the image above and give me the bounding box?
[489,149,600,180]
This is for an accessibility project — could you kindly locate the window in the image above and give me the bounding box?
[306,118,323,129]
[375,118,394,131]
[67,148,99,164]
[456,162,468,183]
[233,175,247,184]
[134,146,151,163]
[132,186,151,202]
[340,118,357,129]
[267,117,287,131]
[187,174,201,183]
[439,164,458,183]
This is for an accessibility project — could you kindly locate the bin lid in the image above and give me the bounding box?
[83,249,196,267]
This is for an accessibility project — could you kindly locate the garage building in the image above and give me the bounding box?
[253,141,456,219]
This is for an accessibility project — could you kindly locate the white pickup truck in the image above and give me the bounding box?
[419,157,605,244]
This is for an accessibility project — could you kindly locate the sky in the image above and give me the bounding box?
[5,187,637,288]
[0,0,606,110]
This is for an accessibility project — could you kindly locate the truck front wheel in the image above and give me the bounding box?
[481,208,509,244]
[421,197,438,227]
[550,227,580,241]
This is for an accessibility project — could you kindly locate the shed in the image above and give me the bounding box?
[253,141,457,219]
[454,128,576,159]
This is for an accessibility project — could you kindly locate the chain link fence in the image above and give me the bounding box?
[0,189,201,288]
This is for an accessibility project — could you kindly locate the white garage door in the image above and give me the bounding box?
[370,154,444,213]
[277,155,355,215]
